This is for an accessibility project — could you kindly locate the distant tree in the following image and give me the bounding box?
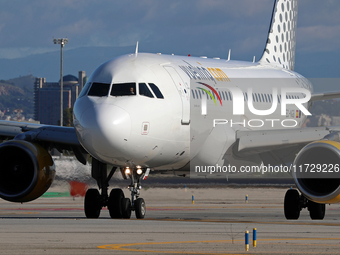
[63,107,73,127]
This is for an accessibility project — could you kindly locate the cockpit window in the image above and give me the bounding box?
[139,83,154,98]
[78,81,92,98]
[87,82,110,97]
[110,83,136,96]
[148,83,164,99]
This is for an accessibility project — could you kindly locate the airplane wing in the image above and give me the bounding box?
[311,91,340,102]
[234,126,340,165]
[0,120,87,164]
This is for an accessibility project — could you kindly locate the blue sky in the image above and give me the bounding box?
[0,0,339,79]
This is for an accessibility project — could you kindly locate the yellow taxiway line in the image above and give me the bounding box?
[98,237,340,254]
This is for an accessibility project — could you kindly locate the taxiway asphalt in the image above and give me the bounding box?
[0,187,339,255]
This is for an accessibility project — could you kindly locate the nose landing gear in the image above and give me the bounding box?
[123,166,147,219]
[130,179,146,219]
[84,158,147,219]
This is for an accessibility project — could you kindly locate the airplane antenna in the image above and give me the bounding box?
[253,56,256,63]
[227,49,231,61]
[135,41,139,57]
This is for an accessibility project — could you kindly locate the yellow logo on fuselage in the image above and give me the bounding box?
[207,67,230,82]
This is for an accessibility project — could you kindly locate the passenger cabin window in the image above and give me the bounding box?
[110,83,136,96]
[139,83,154,98]
[88,82,110,97]
[149,83,164,99]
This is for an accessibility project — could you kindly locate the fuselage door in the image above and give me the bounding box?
[164,66,190,125]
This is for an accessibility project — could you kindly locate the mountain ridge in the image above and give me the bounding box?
[0,45,339,86]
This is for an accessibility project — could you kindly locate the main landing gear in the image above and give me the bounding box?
[84,159,147,219]
[284,189,325,220]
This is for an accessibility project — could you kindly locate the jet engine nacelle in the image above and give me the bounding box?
[293,140,340,204]
[0,140,55,202]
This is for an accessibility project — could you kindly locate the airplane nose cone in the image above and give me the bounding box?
[78,104,131,161]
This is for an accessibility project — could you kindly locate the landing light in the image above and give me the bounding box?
[125,167,131,175]
[136,168,143,175]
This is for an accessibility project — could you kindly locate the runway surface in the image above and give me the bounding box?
[0,186,340,255]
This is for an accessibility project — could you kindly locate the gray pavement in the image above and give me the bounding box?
[0,187,340,254]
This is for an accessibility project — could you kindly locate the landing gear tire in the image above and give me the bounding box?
[308,201,325,220]
[284,189,300,220]
[108,188,124,218]
[135,198,146,219]
[84,189,101,219]
[122,198,132,219]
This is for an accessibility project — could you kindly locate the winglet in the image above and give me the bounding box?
[135,41,139,57]
[259,0,298,71]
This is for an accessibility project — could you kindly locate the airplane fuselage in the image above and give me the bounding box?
[73,53,312,171]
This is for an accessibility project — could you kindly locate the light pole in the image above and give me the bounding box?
[53,38,68,126]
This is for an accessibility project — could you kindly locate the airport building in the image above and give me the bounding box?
[34,71,87,125]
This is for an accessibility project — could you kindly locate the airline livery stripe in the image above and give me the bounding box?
[197,87,217,105]
[198,82,223,106]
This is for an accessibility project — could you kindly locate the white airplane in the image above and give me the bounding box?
[0,0,339,220]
